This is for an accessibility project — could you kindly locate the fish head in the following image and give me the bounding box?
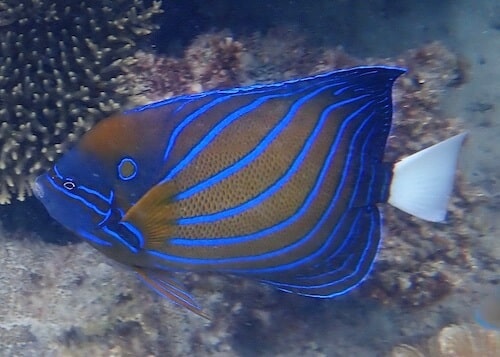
[32,113,164,251]
[32,143,118,247]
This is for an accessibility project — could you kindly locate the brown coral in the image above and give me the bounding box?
[391,324,500,357]
[0,0,162,204]
[120,31,245,105]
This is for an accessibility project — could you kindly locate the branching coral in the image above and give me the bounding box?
[0,0,162,204]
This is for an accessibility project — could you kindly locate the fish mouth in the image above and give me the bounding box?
[31,176,45,199]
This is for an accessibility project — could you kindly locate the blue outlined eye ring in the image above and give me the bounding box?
[118,157,138,181]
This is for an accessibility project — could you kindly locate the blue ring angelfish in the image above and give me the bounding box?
[32,66,466,319]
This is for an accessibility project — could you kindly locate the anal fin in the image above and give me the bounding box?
[135,267,210,319]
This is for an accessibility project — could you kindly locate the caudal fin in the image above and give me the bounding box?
[388,133,466,222]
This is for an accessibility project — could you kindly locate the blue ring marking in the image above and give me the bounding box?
[175,94,370,224]
[118,157,138,181]
[147,98,380,265]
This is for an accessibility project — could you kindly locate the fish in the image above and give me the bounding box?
[32,66,466,318]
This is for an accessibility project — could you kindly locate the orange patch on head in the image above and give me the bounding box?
[79,114,140,162]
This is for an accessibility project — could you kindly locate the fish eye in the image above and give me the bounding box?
[118,157,138,181]
[63,181,76,190]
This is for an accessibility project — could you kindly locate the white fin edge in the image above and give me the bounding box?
[388,133,467,222]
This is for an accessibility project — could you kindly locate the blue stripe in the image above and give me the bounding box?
[98,209,113,227]
[175,95,370,224]
[102,226,139,254]
[261,210,364,285]
[262,207,379,297]
[161,79,347,182]
[159,82,339,168]
[296,209,380,298]
[363,129,378,204]
[119,221,145,249]
[54,165,113,205]
[126,66,402,115]
[161,95,236,165]
[282,125,381,273]
[47,172,109,218]
[171,100,376,245]
[148,95,382,266]
[219,114,379,273]
[76,229,112,247]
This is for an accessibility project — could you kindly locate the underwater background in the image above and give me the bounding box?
[0,0,498,356]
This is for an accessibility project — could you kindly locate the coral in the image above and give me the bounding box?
[428,324,499,357]
[391,324,500,357]
[0,0,162,204]
[185,31,245,89]
[121,28,340,106]
[391,344,426,357]
[120,30,245,105]
[238,27,326,82]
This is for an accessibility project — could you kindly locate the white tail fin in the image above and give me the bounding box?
[388,133,466,222]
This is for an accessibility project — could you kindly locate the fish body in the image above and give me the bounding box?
[33,66,465,317]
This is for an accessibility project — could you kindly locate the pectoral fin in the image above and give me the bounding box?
[135,267,210,320]
[123,182,177,250]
